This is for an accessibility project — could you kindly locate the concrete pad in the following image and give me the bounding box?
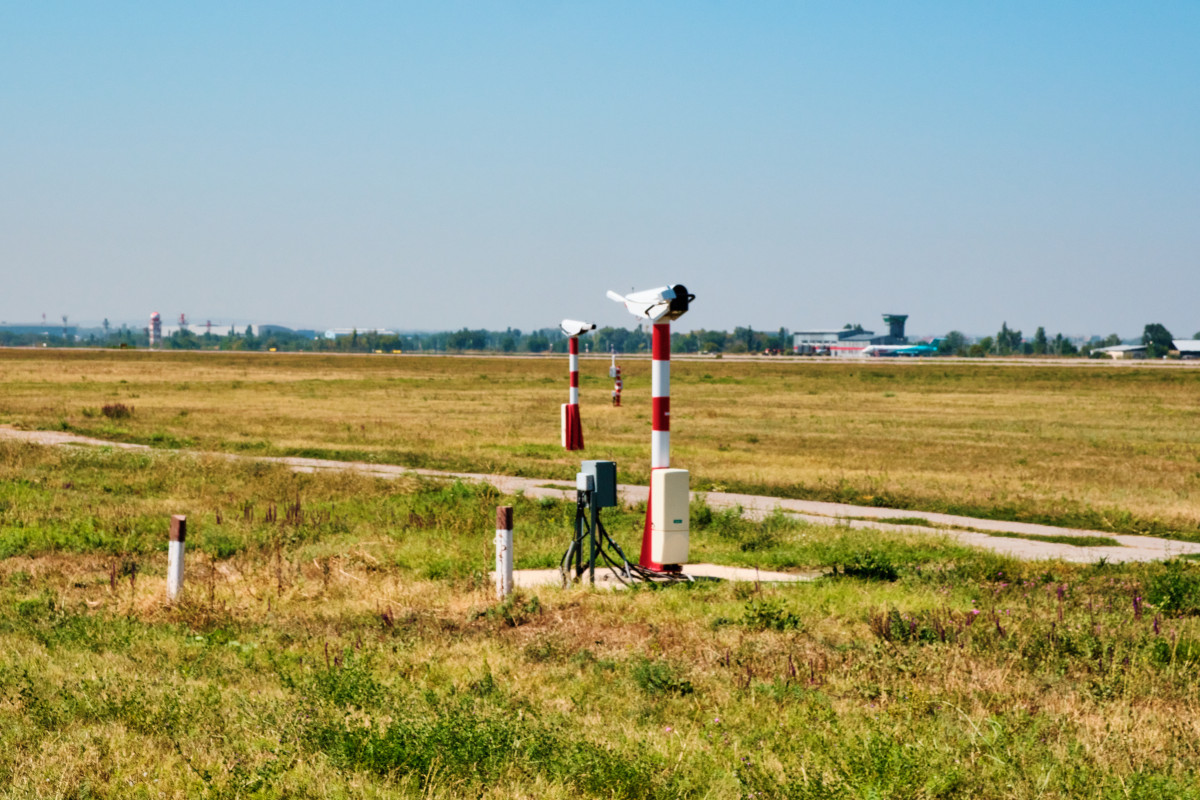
[503,563,814,590]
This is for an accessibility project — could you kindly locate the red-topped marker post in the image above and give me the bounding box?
[606,285,695,572]
[560,319,596,451]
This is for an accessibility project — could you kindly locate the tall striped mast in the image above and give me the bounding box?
[560,320,595,451]
[641,321,672,568]
[606,285,694,572]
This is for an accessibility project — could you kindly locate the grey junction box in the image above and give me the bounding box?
[580,460,618,508]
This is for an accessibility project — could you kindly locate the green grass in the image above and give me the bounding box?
[3,442,1200,796]
[4,349,1200,539]
[986,531,1122,548]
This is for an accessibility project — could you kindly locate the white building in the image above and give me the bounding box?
[1173,340,1200,358]
[1094,344,1146,359]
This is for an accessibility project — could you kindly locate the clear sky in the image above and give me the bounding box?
[2,2,1197,337]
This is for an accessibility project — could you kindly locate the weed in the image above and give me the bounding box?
[741,598,803,631]
[631,657,694,696]
[482,592,542,627]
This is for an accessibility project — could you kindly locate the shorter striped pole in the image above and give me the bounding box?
[562,337,584,450]
[610,351,622,407]
[167,515,186,601]
[495,506,513,599]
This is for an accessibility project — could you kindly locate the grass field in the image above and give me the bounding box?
[2,349,1199,538]
[4,350,1200,797]
[4,442,1200,797]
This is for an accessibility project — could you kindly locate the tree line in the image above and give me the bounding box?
[936,323,1193,358]
[1,321,1193,357]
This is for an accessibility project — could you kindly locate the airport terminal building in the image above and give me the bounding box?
[793,314,909,356]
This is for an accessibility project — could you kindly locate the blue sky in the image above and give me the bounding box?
[1,2,1196,336]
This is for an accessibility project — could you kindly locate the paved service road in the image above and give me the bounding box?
[3,426,1197,564]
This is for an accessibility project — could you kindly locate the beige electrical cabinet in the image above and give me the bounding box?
[651,468,690,565]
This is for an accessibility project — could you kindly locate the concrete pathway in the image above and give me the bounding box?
[3,426,1197,564]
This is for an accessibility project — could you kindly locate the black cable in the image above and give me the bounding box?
[561,487,694,587]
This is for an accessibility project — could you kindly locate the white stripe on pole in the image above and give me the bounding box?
[651,430,670,469]
[167,515,186,601]
[651,360,669,398]
[495,506,514,599]
[569,386,579,405]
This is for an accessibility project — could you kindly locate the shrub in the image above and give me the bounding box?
[741,598,803,631]
[1146,560,1200,614]
[832,551,899,581]
[101,403,133,419]
[631,658,694,696]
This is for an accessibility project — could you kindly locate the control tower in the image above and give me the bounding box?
[882,314,908,344]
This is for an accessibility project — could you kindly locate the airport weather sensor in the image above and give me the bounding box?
[606,284,696,572]
[561,460,691,586]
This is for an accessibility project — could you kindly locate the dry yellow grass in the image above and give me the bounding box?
[2,348,1199,535]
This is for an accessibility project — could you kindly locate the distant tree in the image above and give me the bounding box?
[843,323,864,332]
[978,336,995,355]
[1194,331,1200,340]
[447,328,488,351]
[102,318,111,339]
[1051,333,1078,356]
[167,328,200,350]
[1142,323,1174,358]
[1032,327,1048,355]
[1101,333,1121,347]
[699,330,726,354]
[526,332,550,353]
[938,331,967,355]
[967,344,986,358]
[499,334,516,353]
[996,322,1022,355]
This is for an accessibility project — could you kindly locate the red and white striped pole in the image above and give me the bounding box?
[610,351,623,407]
[559,320,595,451]
[640,322,671,569]
[604,287,692,573]
[563,336,584,450]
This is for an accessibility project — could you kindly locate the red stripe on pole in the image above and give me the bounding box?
[570,372,579,387]
[565,403,584,449]
[652,324,671,360]
[568,338,579,355]
[652,396,670,431]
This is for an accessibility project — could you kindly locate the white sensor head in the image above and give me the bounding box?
[560,319,597,337]
[606,284,694,323]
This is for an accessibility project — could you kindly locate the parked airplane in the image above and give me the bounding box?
[859,339,942,357]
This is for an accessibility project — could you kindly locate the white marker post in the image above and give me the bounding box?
[167,515,186,601]
[495,506,513,599]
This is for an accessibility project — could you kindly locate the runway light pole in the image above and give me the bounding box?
[606,285,694,572]
[560,319,596,451]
